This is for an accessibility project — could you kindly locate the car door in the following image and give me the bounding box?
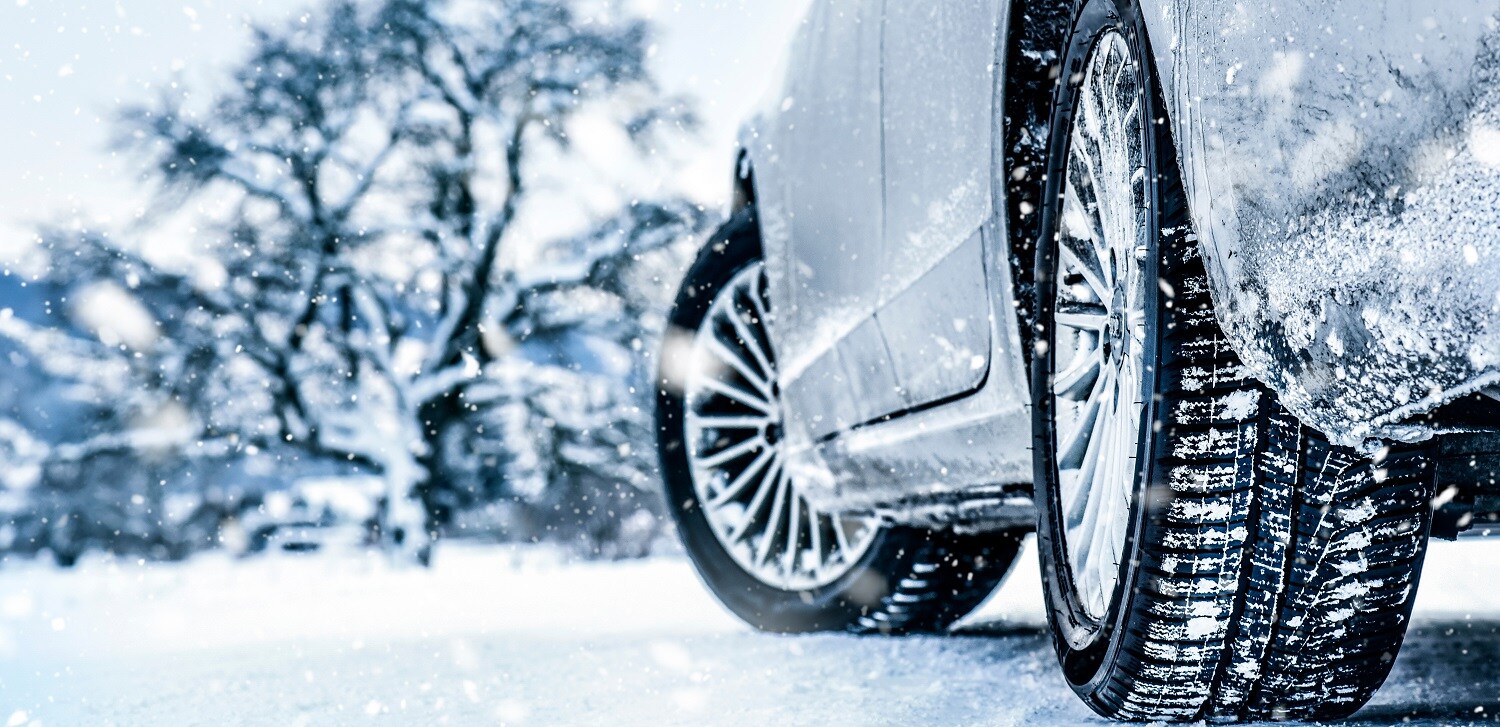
[770,0,894,441]
[872,0,1002,413]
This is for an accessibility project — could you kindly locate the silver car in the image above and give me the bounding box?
[656,0,1500,721]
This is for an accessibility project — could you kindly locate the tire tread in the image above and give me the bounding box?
[1096,187,1432,723]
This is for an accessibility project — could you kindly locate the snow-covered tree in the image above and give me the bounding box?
[432,200,705,556]
[19,0,703,561]
[0,265,275,565]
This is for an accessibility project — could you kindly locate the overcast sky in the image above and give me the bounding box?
[0,0,811,263]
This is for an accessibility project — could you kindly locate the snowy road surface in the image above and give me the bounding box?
[3,539,1500,726]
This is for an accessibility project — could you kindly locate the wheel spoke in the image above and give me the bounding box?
[696,375,774,416]
[747,271,778,367]
[1059,241,1110,306]
[690,414,772,431]
[1059,363,1114,471]
[1084,426,1128,612]
[708,447,775,508]
[1062,177,1102,250]
[1054,338,1103,401]
[1118,97,1141,134]
[755,468,791,567]
[1058,393,1101,472]
[1076,79,1108,156]
[728,456,781,543]
[783,490,802,575]
[832,514,854,556]
[696,434,767,470]
[808,506,826,575]
[721,302,775,383]
[1066,382,1112,529]
[1056,301,1109,331]
[705,334,773,399]
[1070,390,1117,540]
[1065,159,1110,274]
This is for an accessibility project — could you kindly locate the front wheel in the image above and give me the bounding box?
[656,209,1022,634]
[1031,2,1433,720]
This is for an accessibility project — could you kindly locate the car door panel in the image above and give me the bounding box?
[838,315,905,425]
[875,228,993,411]
[774,0,886,381]
[765,0,893,442]
[781,342,864,442]
[759,0,1006,442]
[873,0,1002,413]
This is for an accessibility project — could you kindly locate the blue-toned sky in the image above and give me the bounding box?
[0,0,811,261]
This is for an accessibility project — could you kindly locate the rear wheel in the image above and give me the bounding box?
[1031,2,1434,720]
[657,209,1022,634]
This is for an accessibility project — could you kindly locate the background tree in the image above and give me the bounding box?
[11,0,704,561]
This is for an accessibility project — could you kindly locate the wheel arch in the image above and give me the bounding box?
[999,0,1077,370]
[1000,1,1196,355]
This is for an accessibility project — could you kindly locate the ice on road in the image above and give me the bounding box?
[3,539,1500,726]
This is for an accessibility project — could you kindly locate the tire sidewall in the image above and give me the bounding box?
[1030,0,1167,689]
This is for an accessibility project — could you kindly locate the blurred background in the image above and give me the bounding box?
[0,0,813,567]
[8,4,1500,725]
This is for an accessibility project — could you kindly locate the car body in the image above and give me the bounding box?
[660,0,1500,720]
[735,0,1500,516]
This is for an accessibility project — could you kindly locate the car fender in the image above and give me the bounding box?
[1141,1,1500,446]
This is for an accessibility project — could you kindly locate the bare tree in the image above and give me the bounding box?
[19,0,701,561]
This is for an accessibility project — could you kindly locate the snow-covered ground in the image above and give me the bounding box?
[2,538,1500,726]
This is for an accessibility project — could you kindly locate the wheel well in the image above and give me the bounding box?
[1001,0,1186,365]
[1002,0,1075,366]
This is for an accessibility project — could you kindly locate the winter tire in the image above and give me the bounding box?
[1030,2,1435,720]
[657,208,1023,634]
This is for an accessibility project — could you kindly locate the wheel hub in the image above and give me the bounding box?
[763,421,783,447]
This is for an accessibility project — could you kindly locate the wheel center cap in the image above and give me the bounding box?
[1110,315,1127,358]
[764,421,783,447]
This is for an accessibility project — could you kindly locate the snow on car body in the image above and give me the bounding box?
[1145,1,1500,445]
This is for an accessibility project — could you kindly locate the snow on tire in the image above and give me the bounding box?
[1230,440,1433,721]
[1029,1,1434,720]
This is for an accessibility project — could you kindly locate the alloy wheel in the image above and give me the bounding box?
[1048,29,1151,622]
